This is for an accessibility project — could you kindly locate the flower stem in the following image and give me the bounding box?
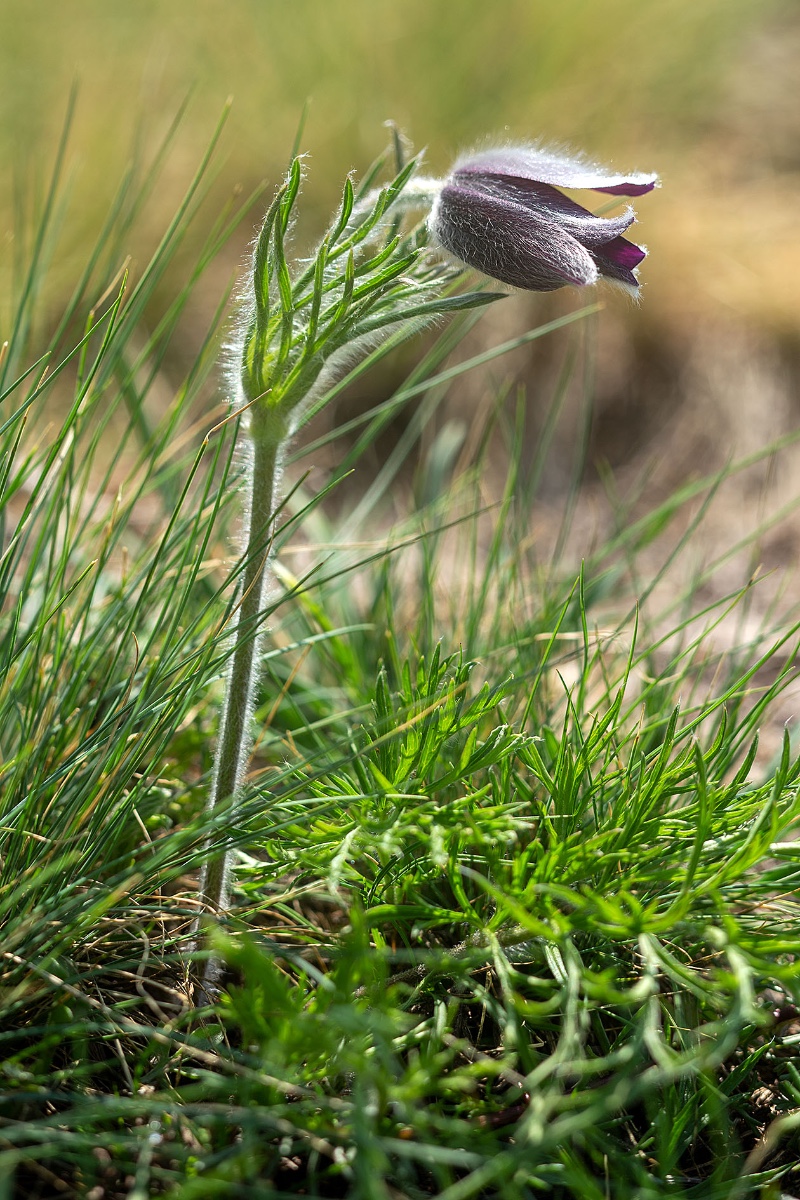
[199,426,281,922]
[191,145,479,1004]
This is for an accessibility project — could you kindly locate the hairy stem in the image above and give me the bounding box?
[199,428,281,922]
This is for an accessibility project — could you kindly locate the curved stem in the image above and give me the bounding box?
[199,431,280,920]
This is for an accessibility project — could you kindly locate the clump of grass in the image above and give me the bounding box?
[3,116,800,1200]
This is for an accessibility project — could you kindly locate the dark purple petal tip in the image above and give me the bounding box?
[599,236,647,270]
[594,180,658,197]
[591,236,647,290]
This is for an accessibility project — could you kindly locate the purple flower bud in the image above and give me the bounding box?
[429,146,658,293]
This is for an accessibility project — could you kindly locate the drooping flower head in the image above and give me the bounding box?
[429,145,658,294]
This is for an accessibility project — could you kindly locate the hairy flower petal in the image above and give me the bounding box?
[454,146,658,197]
[456,175,637,249]
[432,183,598,291]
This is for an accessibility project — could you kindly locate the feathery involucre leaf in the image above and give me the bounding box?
[239,151,502,435]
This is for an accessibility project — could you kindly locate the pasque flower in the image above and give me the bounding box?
[429,146,658,293]
[194,135,656,1002]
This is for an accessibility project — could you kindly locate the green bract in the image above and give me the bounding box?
[238,152,501,445]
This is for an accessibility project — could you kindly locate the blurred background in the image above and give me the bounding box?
[2,0,800,581]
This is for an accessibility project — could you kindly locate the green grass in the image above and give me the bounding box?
[3,120,800,1200]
